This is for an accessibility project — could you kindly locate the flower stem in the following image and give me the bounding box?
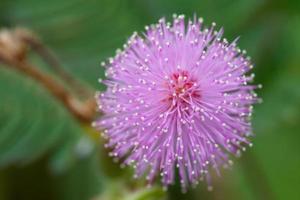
[21,31,91,98]
[0,53,95,123]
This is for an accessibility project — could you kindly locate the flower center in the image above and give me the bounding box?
[163,70,200,105]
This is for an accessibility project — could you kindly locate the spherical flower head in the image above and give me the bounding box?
[94,14,259,191]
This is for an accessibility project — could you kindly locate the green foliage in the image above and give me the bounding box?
[0,0,300,200]
[0,64,102,199]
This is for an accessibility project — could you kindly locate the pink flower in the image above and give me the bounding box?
[94,15,259,191]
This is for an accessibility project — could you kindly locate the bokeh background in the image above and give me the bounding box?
[0,0,300,199]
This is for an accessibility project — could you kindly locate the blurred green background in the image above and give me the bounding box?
[0,0,300,199]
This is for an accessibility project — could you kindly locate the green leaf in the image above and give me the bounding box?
[0,66,92,169]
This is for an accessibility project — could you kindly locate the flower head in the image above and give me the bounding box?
[94,14,258,190]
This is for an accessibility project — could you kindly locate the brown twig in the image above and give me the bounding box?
[0,28,96,123]
[0,55,96,122]
[14,28,91,98]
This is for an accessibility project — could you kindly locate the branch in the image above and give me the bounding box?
[0,28,96,123]
[15,28,92,98]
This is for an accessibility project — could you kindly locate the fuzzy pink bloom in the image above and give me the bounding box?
[94,15,259,191]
